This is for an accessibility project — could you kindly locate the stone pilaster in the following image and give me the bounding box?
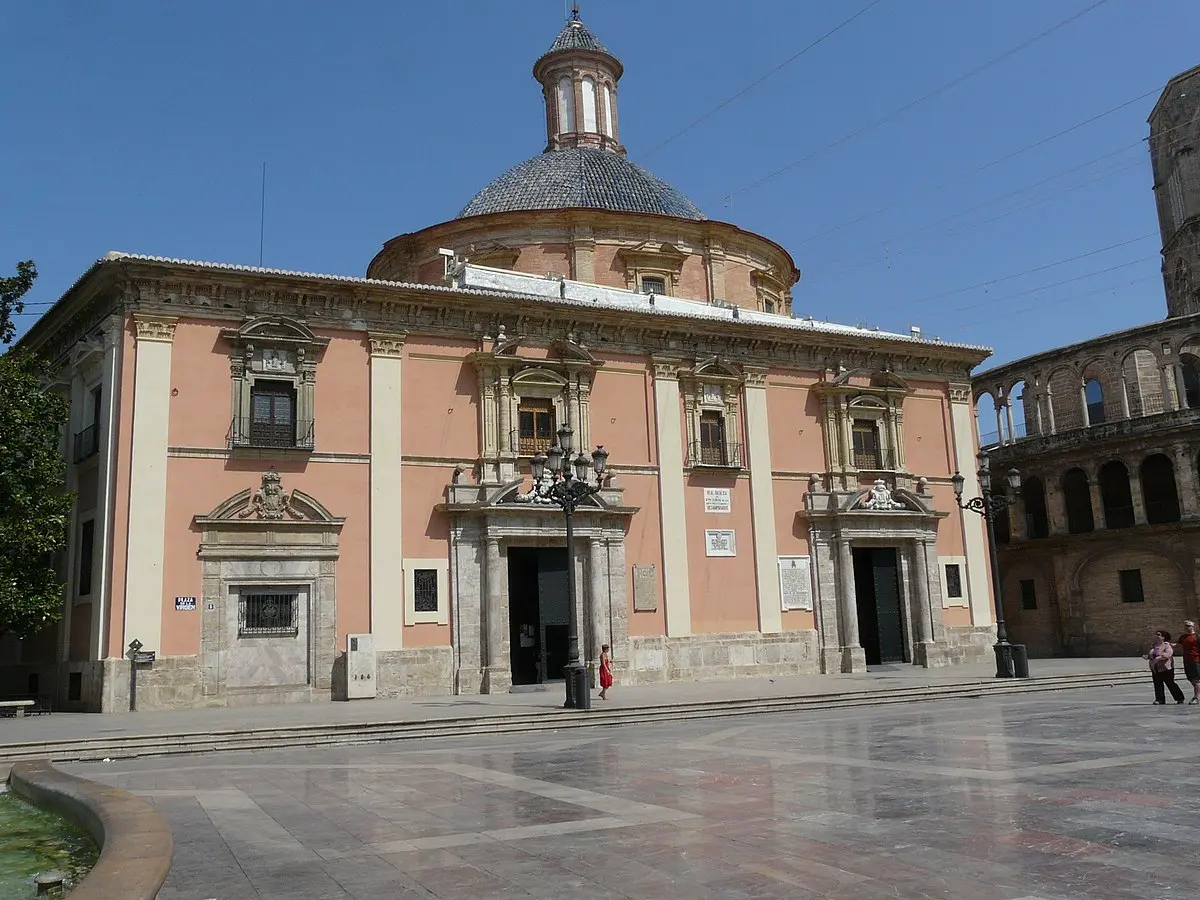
[481,536,510,693]
[369,333,406,652]
[651,359,691,636]
[835,536,865,672]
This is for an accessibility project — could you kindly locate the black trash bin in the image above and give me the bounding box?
[1011,643,1030,679]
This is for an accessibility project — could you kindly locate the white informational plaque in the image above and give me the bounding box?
[778,556,813,611]
[705,529,736,557]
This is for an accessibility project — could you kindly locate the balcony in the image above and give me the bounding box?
[228,418,315,452]
[986,406,1200,459]
[851,448,896,471]
[686,440,743,469]
[72,425,99,463]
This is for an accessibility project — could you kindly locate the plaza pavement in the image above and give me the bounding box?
[60,682,1199,899]
[0,657,1142,750]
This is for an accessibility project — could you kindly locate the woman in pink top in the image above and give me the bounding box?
[1146,630,1185,705]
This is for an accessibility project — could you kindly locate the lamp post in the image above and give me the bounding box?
[952,452,1023,679]
[530,425,609,710]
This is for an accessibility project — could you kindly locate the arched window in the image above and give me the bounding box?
[1061,468,1094,534]
[1181,357,1200,409]
[557,76,575,133]
[1022,476,1049,539]
[1085,378,1106,425]
[1141,453,1180,524]
[581,76,598,132]
[602,84,614,137]
[1098,460,1135,528]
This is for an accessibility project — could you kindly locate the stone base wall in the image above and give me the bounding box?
[624,630,821,685]
[95,656,330,712]
[375,647,456,698]
[924,626,996,667]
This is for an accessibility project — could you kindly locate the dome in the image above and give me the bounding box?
[457,148,706,220]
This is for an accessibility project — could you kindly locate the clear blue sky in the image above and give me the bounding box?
[3,0,1196,369]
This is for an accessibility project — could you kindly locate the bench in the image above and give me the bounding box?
[0,699,36,718]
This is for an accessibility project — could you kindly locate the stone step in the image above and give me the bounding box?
[0,670,1145,766]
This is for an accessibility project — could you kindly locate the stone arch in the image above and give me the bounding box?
[1098,459,1135,529]
[1079,357,1113,426]
[1061,467,1094,534]
[1140,452,1181,524]
[1120,347,1166,417]
[974,389,1001,447]
[1005,378,1030,441]
[1180,351,1200,409]
[1021,475,1049,539]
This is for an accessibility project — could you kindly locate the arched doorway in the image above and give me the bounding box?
[1141,453,1180,524]
[1062,467,1094,534]
[1098,460,1135,528]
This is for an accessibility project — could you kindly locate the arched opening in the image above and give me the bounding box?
[975,391,1001,447]
[1062,467,1094,534]
[993,489,1012,544]
[581,76,598,132]
[1084,378,1106,425]
[1008,379,1029,440]
[1022,476,1049,539]
[1098,460,1135,529]
[1181,354,1200,409]
[557,76,575,133]
[1140,453,1180,524]
[602,84,614,137]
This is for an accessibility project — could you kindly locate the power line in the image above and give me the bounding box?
[644,0,887,158]
[721,0,1111,205]
[792,88,1161,248]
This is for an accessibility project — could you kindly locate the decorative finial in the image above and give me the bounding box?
[570,1,581,22]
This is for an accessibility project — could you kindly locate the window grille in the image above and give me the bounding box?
[944,564,962,600]
[1019,579,1037,610]
[640,276,666,295]
[413,570,439,613]
[239,592,299,636]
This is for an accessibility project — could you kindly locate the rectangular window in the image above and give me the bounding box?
[699,410,726,465]
[640,275,666,295]
[1118,569,1145,604]
[944,564,963,600]
[517,398,555,455]
[239,592,299,636]
[68,672,82,702]
[1019,579,1037,610]
[90,385,102,433]
[413,569,439,613]
[851,421,881,469]
[77,519,95,597]
[249,381,297,447]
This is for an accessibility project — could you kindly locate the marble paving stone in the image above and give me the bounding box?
[61,685,1200,899]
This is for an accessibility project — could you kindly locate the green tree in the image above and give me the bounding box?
[0,261,72,639]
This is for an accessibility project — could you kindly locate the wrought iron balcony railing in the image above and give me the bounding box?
[72,425,99,463]
[228,418,315,451]
[852,448,896,470]
[686,440,743,469]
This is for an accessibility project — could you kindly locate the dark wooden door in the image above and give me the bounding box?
[536,548,570,682]
[871,548,906,663]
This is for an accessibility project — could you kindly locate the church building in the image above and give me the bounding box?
[6,12,995,711]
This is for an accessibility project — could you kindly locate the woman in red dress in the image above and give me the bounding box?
[599,644,613,700]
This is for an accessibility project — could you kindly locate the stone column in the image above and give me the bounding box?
[1120,372,1131,419]
[498,372,512,455]
[588,538,608,669]
[1172,444,1200,518]
[836,537,865,672]
[1088,476,1107,530]
[1162,365,1180,412]
[1129,464,1147,525]
[651,360,691,636]
[1078,381,1089,425]
[368,333,406,652]
[481,536,510,693]
[994,404,1004,445]
[1046,388,1057,435]
[743,369,782,634]
[123,315,177,652]
[1034,391,1045,435]
[910,539,935,665]
[1005,402,1016,445]
[1044,476,1067,535]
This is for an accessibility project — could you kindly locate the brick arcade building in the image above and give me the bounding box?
[5,13,996,712]
[972,64,1200,657]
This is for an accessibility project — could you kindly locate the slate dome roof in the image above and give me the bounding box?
[457,148,706,221]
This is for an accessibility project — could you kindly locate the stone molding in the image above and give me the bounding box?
[133,313,177,343]
[9,760,173,900]
[368,331,407,357]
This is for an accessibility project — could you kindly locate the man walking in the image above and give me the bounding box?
[1177,620,1200,705]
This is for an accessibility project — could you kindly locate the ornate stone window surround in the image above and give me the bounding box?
[220,316,329,452]
[750,267,791,315]
[815,372,911,483]
[680,358,744,469]
[616,242,686,296]
[470,336,600,483]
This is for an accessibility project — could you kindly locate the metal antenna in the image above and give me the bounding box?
[258,162,267,267]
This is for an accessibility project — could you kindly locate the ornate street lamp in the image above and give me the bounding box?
[953,451,1024,678]
[529,425,609,709]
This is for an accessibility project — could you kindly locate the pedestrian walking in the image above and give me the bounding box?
[598,644,613,700]
[1146,630,1185,705]
[1175,620,1200,705]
